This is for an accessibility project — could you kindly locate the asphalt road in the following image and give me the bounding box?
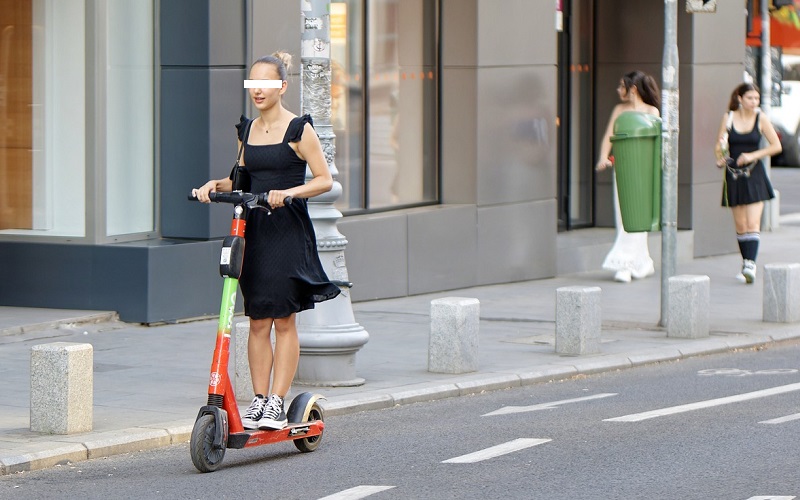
[3,339,800,500]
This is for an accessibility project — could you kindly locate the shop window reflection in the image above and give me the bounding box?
[331,1,363,211]
[330,0,437,212]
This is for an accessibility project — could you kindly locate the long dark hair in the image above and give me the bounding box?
[622,70,661,109]
[728,82,760,111]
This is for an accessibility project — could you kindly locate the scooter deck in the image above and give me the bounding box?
[227,420,325,449]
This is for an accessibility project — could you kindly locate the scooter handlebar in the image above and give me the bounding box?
[252,193,294,208]
[188,191,293,208]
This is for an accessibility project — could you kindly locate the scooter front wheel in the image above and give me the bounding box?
[190,414,226,472]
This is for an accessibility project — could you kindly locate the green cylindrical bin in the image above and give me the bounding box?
[609,111,663,232]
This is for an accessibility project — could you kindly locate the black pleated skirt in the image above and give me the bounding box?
[721,161,775,207]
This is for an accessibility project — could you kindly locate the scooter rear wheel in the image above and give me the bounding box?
[293,402,324,453]
[190,414,226,472]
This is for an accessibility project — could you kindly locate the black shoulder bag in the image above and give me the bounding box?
[229,119,253,192]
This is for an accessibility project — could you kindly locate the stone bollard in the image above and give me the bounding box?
[667,275,710,338]
[30,342,93,434]
[428,297,479,374]
[234,321,254,401]
[555,286,601,355]
[763,263,800,323]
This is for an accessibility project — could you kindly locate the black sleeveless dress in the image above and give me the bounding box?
[722,112,775,207]
[235,114,340,319]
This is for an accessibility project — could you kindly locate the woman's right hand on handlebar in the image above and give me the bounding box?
[192,181,217,203]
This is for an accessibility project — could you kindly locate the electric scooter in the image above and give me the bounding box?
[188,191,325,473]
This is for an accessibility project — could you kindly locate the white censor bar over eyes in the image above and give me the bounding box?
[244,80,283,89]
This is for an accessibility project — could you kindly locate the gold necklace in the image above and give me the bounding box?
[260,117,280,134]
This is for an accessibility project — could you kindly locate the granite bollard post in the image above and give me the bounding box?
[30,342,93,434]
[763,263,800,323]
[555,286,601,355]
[428,297,479,374]
[667,275,710,338]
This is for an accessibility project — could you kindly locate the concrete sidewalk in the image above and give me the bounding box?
[2,219,800,475]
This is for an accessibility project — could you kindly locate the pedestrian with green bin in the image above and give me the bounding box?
[596,71,660,283]
[714,82,782,284]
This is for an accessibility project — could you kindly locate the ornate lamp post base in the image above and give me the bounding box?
[296,324,368,387]
[298,0,369,386]
[296,238,368,387]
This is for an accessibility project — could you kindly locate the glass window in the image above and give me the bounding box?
[330,1,364,210]
[0,0,153,239]
[330,0,438,212]
[0,0,86,237]
[367,0,437,209]
[105,0,154,236]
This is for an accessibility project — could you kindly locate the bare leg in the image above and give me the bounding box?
[248,317,274,396]
[270,313,299,398]
[731,202,763,234]
[744,202,764,233]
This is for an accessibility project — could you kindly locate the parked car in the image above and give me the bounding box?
[772,121,800,167]
[770,56,800,167]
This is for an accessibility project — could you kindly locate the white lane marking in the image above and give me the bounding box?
[745,496,796,500]
[483,393,618,417]
[604,382,800,422]
[317,486,396,500]
[759,412,800,424]
[442,438,551,464]
[698,368,798,377]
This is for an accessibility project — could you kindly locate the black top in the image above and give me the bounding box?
[722,112,775,207]
[234,114,340,319]
[728,112,762,163]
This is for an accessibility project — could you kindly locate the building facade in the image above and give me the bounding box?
[0,0,744,323]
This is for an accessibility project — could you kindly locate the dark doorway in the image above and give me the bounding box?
[557,0,595,231]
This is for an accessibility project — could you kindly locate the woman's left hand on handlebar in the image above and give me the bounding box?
[267,190,292,209]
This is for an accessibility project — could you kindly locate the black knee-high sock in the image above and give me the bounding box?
[736,233,760,262]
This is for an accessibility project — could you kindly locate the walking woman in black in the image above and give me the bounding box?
[715,83,782,284]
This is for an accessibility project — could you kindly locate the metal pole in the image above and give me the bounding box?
[760,0,774,231]
[660,0,679,327]
[298,0,368,386]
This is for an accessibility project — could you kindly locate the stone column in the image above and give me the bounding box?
[297,0,368,386]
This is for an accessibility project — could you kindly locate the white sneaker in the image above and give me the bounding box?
[735,273,746,283]
[241,395,267,430]
[257,394,288,430]
[614,270,632,283]
[742,260,756,284]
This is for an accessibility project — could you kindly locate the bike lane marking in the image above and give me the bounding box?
[698,368,798,377]
[604,382,800,422]
[482,393,618,417]
[442,438,551,464]
[759,412,800,424]
[317,485,396,500]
